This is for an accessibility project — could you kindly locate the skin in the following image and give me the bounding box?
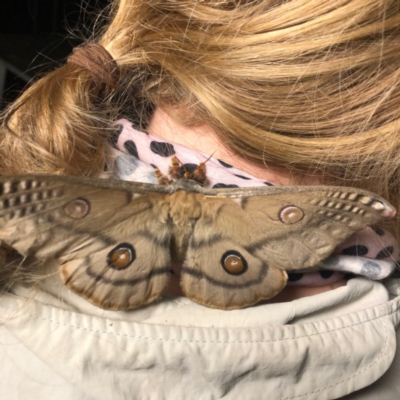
[148,107,346,302]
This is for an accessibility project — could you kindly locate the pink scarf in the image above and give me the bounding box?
[106,118,399,287]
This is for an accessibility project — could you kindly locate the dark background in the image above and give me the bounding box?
[0,0,110,109]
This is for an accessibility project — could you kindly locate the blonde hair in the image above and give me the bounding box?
[1,0,400,228]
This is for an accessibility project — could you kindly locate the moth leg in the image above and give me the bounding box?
[168,156,182,181]
[154,168,172,185]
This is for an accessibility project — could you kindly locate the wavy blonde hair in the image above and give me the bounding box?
[1,0,400,231]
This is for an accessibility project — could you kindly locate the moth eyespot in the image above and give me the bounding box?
[107,243,136,270]
[371,200,385,211]
[221,250,248,275]
[279,206,304,224]
[64,198,90,219]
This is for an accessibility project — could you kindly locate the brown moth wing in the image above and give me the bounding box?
[61,237,171,310]
[0,175,395,311]
[181,186,395,309]
[181,233,287,310]
[181,197,287,309]
[238,187,395,271]
[0,176,168,260]
[0,175,172,309]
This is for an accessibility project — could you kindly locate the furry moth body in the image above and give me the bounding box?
[0,175,395,310]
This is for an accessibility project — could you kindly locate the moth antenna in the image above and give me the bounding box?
[171,155,184,166]
[168,154,214,184]
[202,151,216,164]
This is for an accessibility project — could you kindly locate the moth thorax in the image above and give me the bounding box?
[169,191,203,220]
[169,224,192,262]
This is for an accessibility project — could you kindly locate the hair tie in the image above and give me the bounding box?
[67,43,119,88]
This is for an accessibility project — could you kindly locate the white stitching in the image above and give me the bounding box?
[0,302,396,344]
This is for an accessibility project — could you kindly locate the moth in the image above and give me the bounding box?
[0,174,395,310]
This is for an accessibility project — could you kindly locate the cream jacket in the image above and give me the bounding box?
[1,275,400,400]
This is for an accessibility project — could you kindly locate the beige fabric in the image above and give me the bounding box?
[0,274,399,399]
[342,329,400,399]
[341,278,400,399]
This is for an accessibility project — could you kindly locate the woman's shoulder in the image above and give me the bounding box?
[1,277,399,399]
